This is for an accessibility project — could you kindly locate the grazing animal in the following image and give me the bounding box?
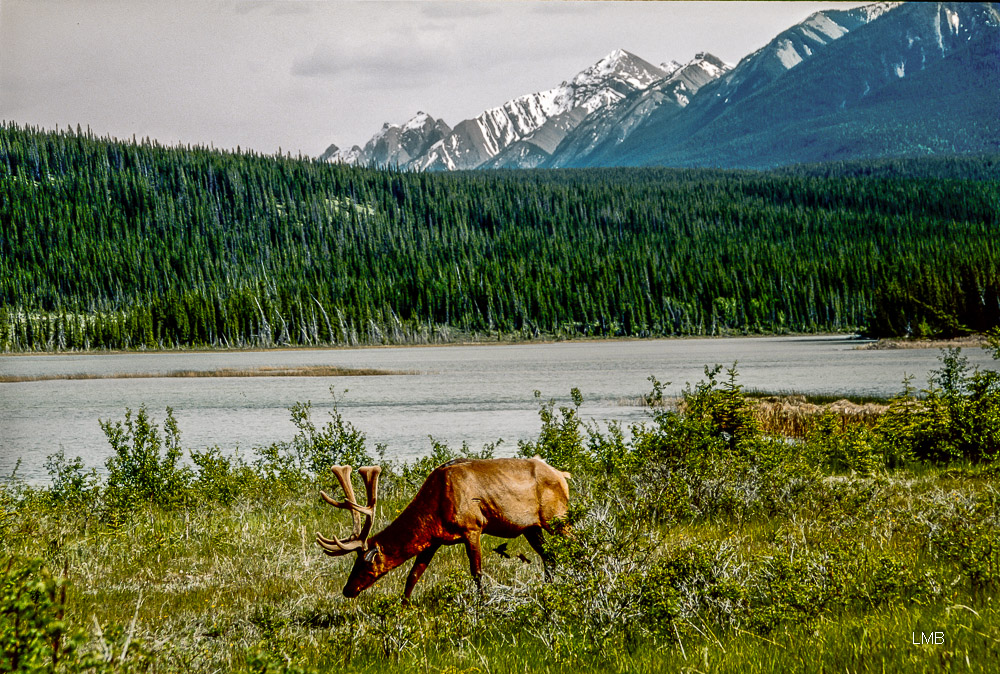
[315,457,571,600]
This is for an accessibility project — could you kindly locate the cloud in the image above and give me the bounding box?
[290,17,461,87]
[419,2,498,20]
[292,42,452,82]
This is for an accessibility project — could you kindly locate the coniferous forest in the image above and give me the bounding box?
[1,122,998,351]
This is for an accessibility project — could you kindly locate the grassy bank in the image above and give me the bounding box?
[3,347,1000,672]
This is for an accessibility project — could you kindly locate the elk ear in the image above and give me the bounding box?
[363,546,380,564]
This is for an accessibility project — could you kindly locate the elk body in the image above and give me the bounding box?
[316,457,570,600]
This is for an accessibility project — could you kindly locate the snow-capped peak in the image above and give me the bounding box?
[660,60,684,77]
[403,111,432,132]
[571,48,664,89]
[856,1,903,23]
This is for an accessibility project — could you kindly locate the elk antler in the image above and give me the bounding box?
[316,465,381,557]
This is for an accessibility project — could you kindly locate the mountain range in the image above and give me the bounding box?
[322,2,1000,171]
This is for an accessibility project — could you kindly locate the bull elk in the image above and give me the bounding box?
[315,457,570,600]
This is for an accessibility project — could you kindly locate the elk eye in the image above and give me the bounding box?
[363,548,379,564]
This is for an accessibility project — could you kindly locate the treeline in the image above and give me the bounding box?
[1,121,998,350]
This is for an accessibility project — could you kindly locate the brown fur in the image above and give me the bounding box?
[320,457,570,600]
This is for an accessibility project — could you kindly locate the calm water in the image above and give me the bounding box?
[1,336,993,483]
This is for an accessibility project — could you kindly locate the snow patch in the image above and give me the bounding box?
[800,28,827,45]
[934,8,946,54]
[660,60,683,76]
[402,112,430,132]
[775,40,803,69]
[945,7,960,34]
[857,2,902,23]
[803,12,847,40]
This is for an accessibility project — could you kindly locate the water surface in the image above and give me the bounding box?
[1,337,992,483]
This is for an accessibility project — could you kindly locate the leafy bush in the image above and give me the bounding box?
[44,450,99,510]
[875,348,1000,464]
[808,414,882,475]
[101,406,191,516]
[189,446,260,506]
[0,556,139,673]
[0,557,70,671]
[518,388,591,473]
[286,392,374,475]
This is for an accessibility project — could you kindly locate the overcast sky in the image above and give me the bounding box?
[1,1,863,157]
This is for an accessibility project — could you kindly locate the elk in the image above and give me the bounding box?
[315,457,570,600]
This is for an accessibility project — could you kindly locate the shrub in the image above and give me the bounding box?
[101,406,191,515]
[808,413,883,475]
[875,349,1000,464]
[286,392,373,475]
[189,446,260,505]
[518,388,590,473]
[44,450,100,510]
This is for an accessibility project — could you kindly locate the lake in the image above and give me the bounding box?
[1,336,994,484]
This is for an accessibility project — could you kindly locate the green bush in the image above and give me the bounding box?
[101,406,191,516]
[44,450,100,510]
[189,446,260,505]
[875,348,1000,464]
[518,388,591,474]
[286,392,374,475]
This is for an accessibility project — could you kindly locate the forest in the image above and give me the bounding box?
[2,122,998,351]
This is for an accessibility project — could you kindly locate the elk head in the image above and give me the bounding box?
[315,464,391,598]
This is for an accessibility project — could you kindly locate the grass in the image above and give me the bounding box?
[3,470,999,672]
[3,353,1000,672]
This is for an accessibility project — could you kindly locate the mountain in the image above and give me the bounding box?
[327,49,672,170]
[417,48,670,170]
[321,1,999,171]
[545,52,730,168]
[321,112,451,166]
[575,2,1000,168]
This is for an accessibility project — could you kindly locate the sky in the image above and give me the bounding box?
[0,1,865,158]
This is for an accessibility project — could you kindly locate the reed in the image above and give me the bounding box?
[750,395,889,438]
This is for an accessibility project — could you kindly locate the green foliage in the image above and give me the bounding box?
[44,449,99,510]
[518,388,590,473]
[6,361,1000,671]
[930,490,1000,592]
[188,447,259,506]
[0,557,70,671]
[0,556,137,673]
[101,406,191,515]
[681,364,760,453]
[874,348,1000,464]
[287,392,374,474]
[3,123,999,350]
[807,414,882,475]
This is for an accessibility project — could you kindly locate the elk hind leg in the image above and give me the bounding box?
[524,526,555,581]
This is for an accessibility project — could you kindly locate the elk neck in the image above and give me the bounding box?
[369,497,443,564]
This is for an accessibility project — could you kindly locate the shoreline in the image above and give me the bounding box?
[854,335,987,351]
[0,331,872,359]
[0,364,415,383]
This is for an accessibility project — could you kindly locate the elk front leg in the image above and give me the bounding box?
[403,544,440,602]
[463,530,483,594]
